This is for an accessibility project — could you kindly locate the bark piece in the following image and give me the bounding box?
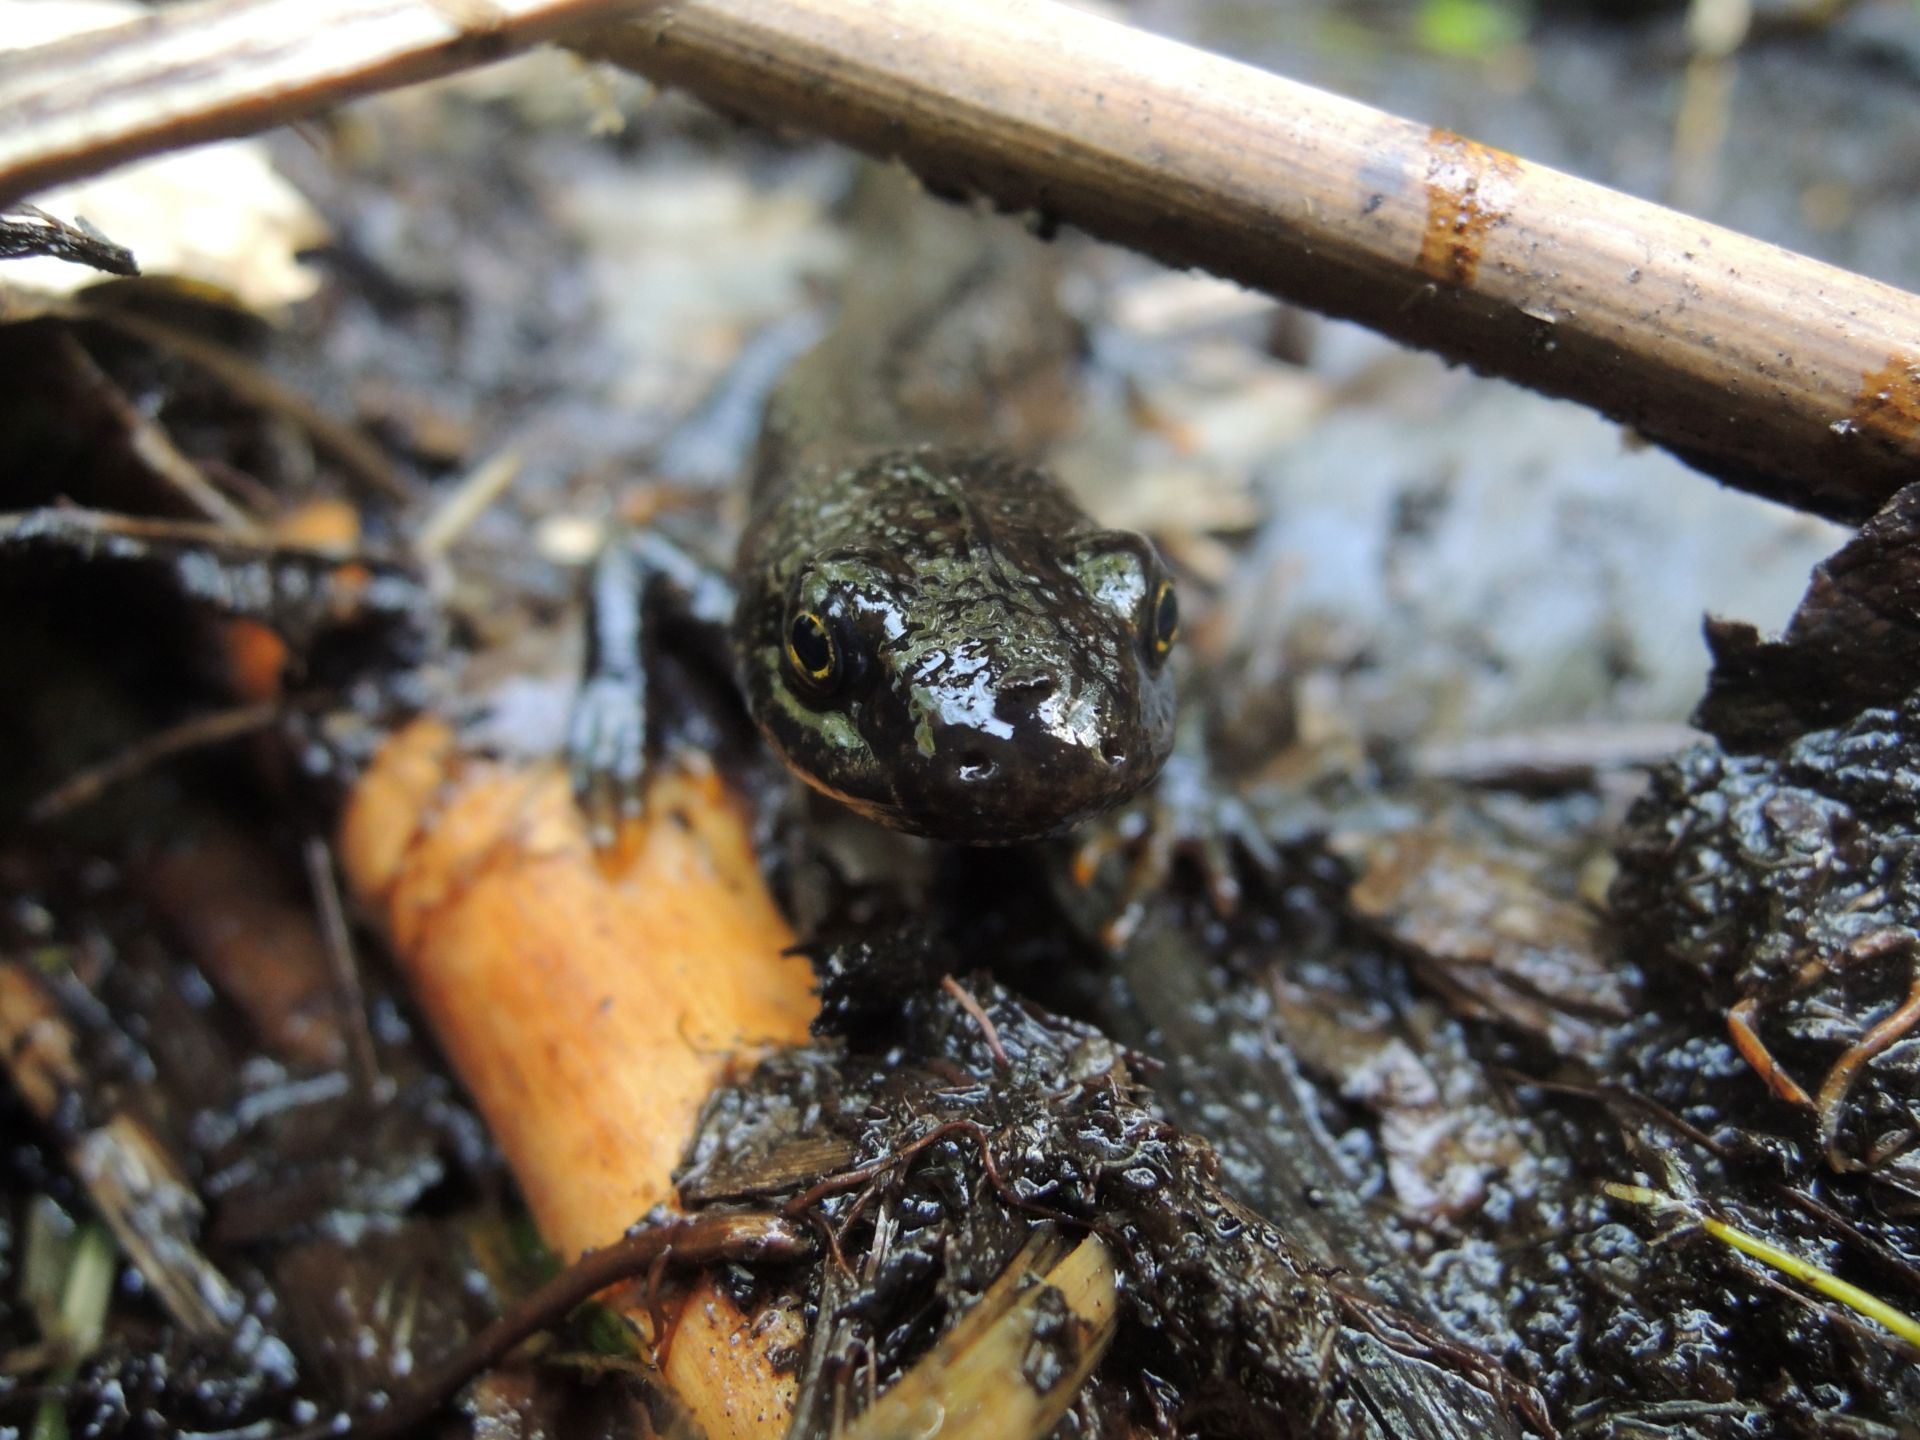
[1697,482,1920,752]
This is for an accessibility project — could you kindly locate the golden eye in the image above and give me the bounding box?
[786,610,838,688]
[1150,579,1179,658]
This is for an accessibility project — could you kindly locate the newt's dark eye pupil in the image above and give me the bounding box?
[1152,581,1180,655]
[787,612,836,685]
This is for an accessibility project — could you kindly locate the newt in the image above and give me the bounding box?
[571,179,1179,845]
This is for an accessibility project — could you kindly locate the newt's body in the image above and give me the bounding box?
[573,181,1178,844]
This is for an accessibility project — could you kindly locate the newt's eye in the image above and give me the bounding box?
[786,610,840,693]
[1148,579,1179,662]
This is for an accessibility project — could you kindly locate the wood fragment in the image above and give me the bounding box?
[1410,722,1699,787]
[0,961,250,1343]
[412,448,520,559]
[337,718,820,1435]
[0,202,138,274]
[840,1233,1120,1440]
[0,0,636,207]
[338,719,819,1253]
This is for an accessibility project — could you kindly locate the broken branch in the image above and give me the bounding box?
[290,1211,814,1440]
[0,0,633,206]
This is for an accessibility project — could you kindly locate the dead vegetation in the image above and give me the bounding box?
[3,4,1920,1439]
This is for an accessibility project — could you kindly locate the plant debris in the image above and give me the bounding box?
[0,204,136,277]
[681,974,1364,1439]
[8,15,1920,1438]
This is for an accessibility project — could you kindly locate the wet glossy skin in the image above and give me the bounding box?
[734,444,1178,844]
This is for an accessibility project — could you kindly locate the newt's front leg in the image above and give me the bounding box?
[1070,709,1284,950]
[568,527,734,845]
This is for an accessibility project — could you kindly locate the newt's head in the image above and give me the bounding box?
[736,452,1178,844]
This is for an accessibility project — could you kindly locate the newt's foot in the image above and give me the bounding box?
[1071,745,1281,950]
[568,673,647,847]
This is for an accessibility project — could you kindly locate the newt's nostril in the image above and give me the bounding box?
[1000,668,1058,701]
[957,751,999,784]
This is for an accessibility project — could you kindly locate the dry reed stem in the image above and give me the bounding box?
[2,0,1916,517]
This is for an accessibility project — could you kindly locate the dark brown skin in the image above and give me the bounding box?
[573,177,1178,844]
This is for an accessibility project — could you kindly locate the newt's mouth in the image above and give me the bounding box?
[775,731,1165,847]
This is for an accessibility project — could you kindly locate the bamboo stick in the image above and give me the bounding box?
[4,0,1918,520]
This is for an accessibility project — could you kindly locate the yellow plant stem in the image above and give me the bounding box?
[1604,1182,1920,1351]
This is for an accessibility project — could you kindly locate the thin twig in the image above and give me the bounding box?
[50,329,264,536]
[302,835,385,1104]
[413,449,521,560]
[1337,1289,1561,1440]
[0,505,353,555]
[282,1211,814,1440]
[0,203,138,274]
[942,973,1009,1069]
[84,308,413,505]
[1816,959,1920,1170]
[783,1120,1017,1218]
[28,701,281,822]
